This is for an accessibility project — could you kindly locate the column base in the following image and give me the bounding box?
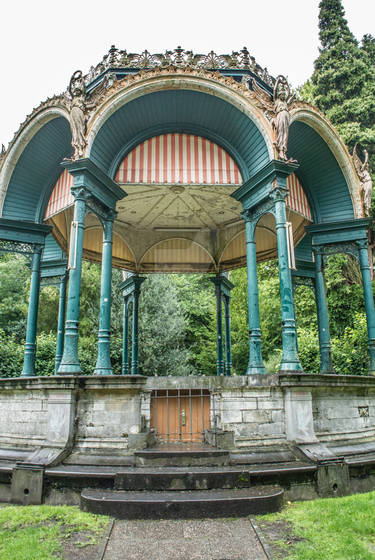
[246,365,267,375]
[94,367,113,376]
[20,371,36,378]
[279,359,304,373]
[57,363,82,375]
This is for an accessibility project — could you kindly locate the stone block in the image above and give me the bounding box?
[242,410,271,423]
[221,410,242,424]
[272,410,284,423]
[258,422,285,437]
[257,399,283,410]
[11,466,44,505]
[285,389,317,443]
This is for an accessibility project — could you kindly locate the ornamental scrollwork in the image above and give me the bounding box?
[85,45,276,87]
[0,239,37,255]
[314,243,360,263]
[241,198,276,225]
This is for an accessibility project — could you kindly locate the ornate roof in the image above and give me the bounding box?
[85,45,276,89]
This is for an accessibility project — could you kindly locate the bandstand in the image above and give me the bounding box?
[1,46,375,516]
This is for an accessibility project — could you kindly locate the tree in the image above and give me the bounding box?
[301,0,375,156]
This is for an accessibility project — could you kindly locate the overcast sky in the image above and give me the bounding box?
[0,0,373,145]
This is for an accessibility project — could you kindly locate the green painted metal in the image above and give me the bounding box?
[357,240,375,375]
[122,301,130,375]
[131,278,145,376]
[42,234,66,263]
[306,219,369,246]
[61,158,125,209]
[295,235,313,263]
[119,276,146,375]
[2,118,71,222]
[94,217,115,375]
[244,216,266,374]
[314,252,334,373]
[55,273,67,374]
[213,279,225,376]
[0,218,51,247]
[223,296,232,377]
[289,121,354,223]
[21,248,42,377]
[90,90,269,180]
[57,194,86,374]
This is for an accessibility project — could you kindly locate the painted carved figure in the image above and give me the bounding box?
[353,144,372,216]
[250,75,296,162]
[68,71,87,159]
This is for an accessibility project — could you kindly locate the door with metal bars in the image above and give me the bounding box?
[150,389,210,443]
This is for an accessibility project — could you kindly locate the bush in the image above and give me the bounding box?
[331,312,368,375]
[0,329,24,377]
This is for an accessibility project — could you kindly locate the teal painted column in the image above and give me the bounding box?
[224,296,232,376]
[357,239,375,374]
[215,281,225,376]
[314,251,334,373]
[243,213,266,374]
[94,216,115,375]
[122,300,130,375]
[54,272,67,374]
[57,190,87,374]
[131,279,145,375]
[21,247,42,377]
[273,189,303,372]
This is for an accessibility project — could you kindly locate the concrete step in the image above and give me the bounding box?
[114,467,251,491]
[134,448,230,467]
[81,485,284,519]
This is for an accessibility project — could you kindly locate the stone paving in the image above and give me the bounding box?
[103,518,268,560]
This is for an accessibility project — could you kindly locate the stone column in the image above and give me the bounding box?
[224,296,232,376]
[54,272,67,374]
[94,215,115,375]
[57,190,87,374]
[243,212,266,374]
[357,239,375,374]
[122,299,130,375]
[21,246,42,377]
[314,250,333,373]
[272,188,303,372]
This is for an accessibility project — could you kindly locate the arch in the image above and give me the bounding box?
[0,108,71,221]
[289,108,360,221]
[139,237,216,273]
[82,226,135,269]
[87,74,273,179]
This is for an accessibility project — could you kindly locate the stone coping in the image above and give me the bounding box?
[0,373,375,392]
[0,375,147,391]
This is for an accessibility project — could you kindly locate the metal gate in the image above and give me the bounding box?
[150,389,210,443]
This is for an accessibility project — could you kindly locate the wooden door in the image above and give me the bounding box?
[150,389,210,443]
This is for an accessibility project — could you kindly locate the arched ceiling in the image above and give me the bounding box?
[288,121,354,223]
[2,117,71,222]
[90,89,270,180]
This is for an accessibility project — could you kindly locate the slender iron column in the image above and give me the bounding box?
[224,296,232,376]
[122,299,130,375]
[54,272,67,374]
[273,188,303,372]
[215,281,225,376]
[243,213,266,374]
[94,216,115,375]
[314,250,333,373]
[131,278,145,375]
[357,239,375,374]
[57,190,87,374]
[21,247,42,377]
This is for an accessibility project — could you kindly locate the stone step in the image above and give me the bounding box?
[114,468,251,491]
[81,485,284,519]
[134,448,230,467]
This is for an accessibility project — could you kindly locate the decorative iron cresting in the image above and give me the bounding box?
[86,45,276,87]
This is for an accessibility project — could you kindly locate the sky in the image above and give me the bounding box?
[0,0,373,146]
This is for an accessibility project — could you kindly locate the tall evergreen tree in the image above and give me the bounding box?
[302,0,375,157]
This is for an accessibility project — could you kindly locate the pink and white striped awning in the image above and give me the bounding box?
[45,134,312,222]
[115,133,241,185]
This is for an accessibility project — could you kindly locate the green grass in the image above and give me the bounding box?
[259,491,375,560]
[0,505,109,560]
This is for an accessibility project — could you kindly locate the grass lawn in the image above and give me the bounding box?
[257,491,375,559]
[0,505,109,560]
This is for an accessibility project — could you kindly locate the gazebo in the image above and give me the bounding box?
[1,46,375,513]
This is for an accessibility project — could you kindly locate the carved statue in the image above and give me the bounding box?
[68,71,87,159]
[250,75,296,162]
[353,144,373,216]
